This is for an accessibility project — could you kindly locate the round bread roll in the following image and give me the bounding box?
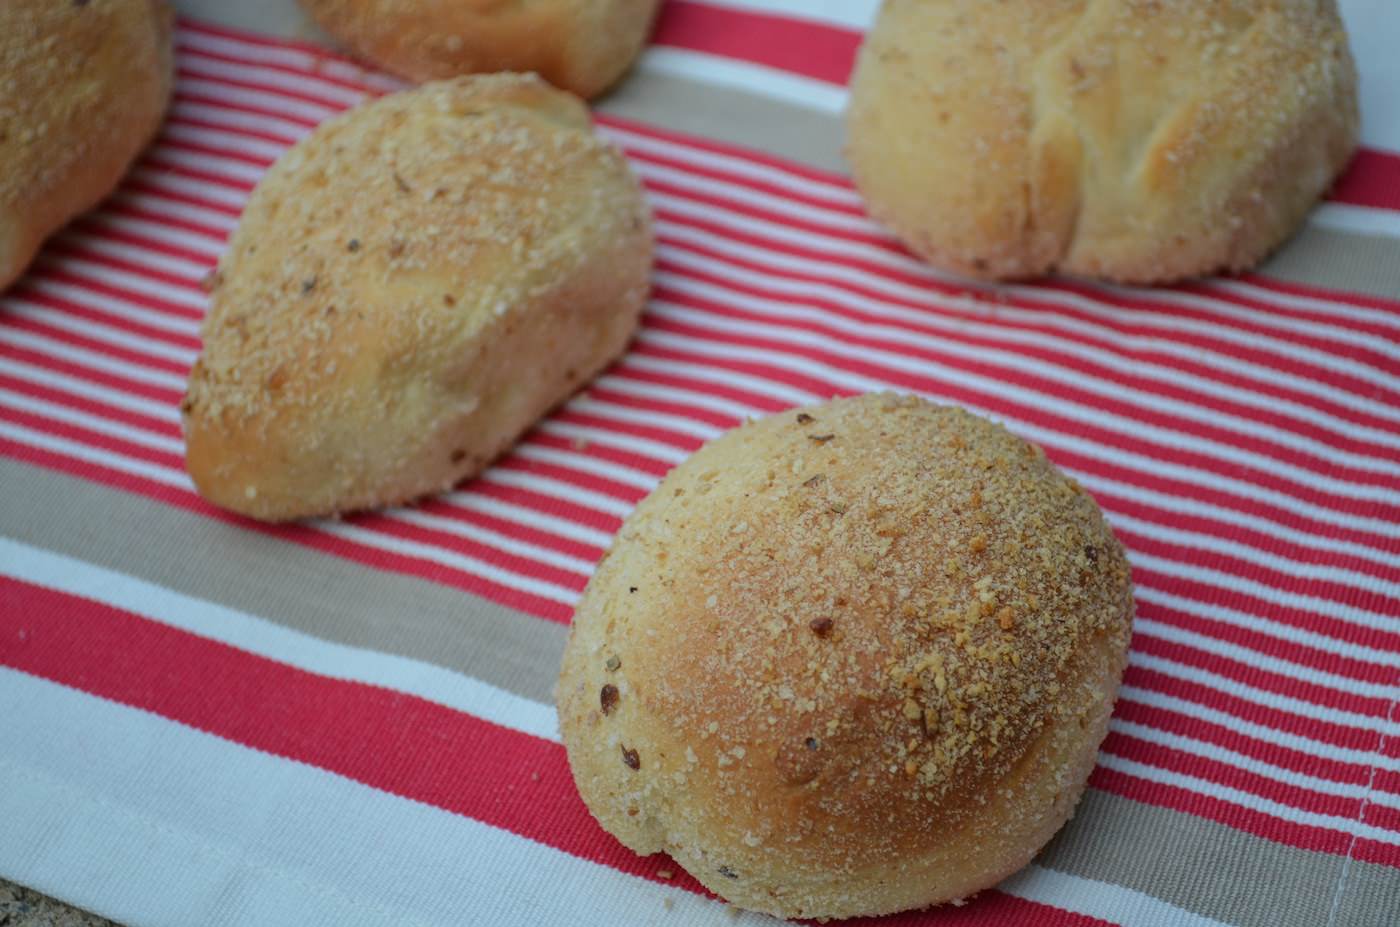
[298,0,662,99]
[182,74,652,522]
[0,0,173,291]
[557,393,1134,919]
[846,0,1359,283]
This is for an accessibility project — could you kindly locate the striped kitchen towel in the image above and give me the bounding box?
[1,2,1397,925]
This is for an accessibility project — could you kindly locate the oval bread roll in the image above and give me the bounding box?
[182,74,653,522]
[846,0,1359,283]
[0,0,173,290]
[298,0,662,99]
[557,393,1134,919]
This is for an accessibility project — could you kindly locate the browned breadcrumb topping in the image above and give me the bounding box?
[180,73,651,519]
[0,0,173,287]
[561,393,1133,886]
[0,0,165,205]
[186,73,631,427]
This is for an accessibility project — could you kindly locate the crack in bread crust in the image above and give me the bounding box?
[298,0,662,99]
[846,0,1359,283]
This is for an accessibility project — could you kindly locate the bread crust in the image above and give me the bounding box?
[846,0,1359,283]
[182,74,653,521]
[298,0,662,99]
[558,393,1134,919]
[0,0,173,290]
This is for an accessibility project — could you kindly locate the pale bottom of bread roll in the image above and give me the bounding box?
[185,261,643,521]
[565,617,1121,918]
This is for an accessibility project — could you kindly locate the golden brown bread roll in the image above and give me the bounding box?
[846,0,1359,283]
[298,0,662,99]
[0,0,173,291]
[182,74,652,522]
[557,393,1134,919]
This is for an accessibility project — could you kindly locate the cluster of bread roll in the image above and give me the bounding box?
[5,0,1361,919]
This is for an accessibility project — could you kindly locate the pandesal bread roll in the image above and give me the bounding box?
[557,393,1134,919]
[0,0,173,290]
[182,74,652,522]
[846,0,1359,283]
[298,0,662,99]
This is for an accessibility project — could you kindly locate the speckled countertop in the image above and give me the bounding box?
[0,882,114,927]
